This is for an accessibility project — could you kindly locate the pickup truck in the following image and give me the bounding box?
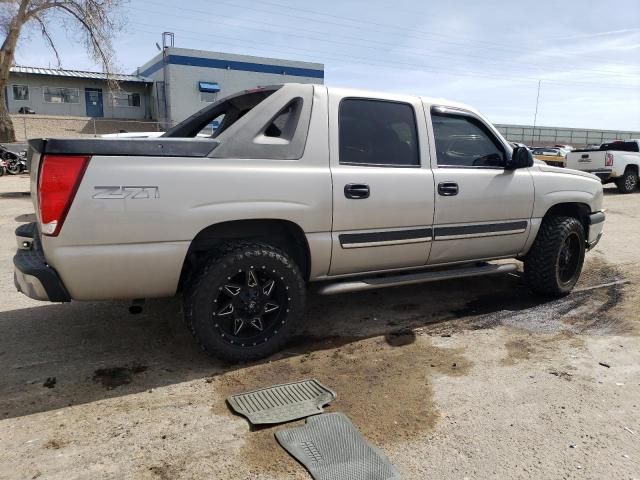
[14,84,605,362]
[566,140,640,193]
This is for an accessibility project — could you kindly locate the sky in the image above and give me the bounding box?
[10,0,640,130]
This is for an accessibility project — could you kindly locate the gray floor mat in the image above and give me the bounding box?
[226,379,336,425]
[275,413,401,480]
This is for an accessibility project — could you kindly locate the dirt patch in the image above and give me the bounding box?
[43,439,67,450]
[92,364,148,390]
[211,336,471,476]
[501,338,537,365]
[384,328,416,346]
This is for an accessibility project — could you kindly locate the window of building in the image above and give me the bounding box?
[199,81,220,102]
[200,91,217,103]
[431,112,505,168]
[339,99,420,167]
[112,92,141,107]
[12,85,29,101]
[43,87,80,104]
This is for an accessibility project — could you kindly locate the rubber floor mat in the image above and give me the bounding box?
[275,412,401,480]
[227,379,336,425]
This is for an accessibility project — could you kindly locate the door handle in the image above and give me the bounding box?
[344,183,370,199]
[438,182,459,196]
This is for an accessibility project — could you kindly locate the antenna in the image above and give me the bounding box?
[155,42,161,51]
[162,32,175,50]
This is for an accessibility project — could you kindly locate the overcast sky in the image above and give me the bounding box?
[12,0,640,130]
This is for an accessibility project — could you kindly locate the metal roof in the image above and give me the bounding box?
[10,65,151,83]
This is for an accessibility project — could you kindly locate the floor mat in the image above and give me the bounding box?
[226,379,336,425]
[275,413,401,480]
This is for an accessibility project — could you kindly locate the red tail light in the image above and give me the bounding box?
[605,153,614,167]
[38,154,90,236]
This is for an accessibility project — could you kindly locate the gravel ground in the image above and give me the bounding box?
[0,175,638,480]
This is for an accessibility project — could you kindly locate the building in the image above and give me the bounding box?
[5,48,324,128]
[136,47,324,124]
[6,66,152,119]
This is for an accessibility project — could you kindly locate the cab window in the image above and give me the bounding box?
[432,112,505,168]
[339,99,420,167]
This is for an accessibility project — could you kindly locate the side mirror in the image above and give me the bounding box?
[506,146,534,169]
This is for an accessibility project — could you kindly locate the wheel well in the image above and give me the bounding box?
[178,219,311,291]
[543,202,590,236]
[624,164,639,176]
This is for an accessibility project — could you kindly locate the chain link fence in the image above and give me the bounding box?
[495,124,640,148]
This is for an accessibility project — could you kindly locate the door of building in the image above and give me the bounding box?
[85,88,104,117]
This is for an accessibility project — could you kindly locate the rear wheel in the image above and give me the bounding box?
[183,241,305,362]
[524,216,585,297]
[616,169,638,194]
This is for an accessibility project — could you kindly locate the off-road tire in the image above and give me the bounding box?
[183,241,305,362]
[615,168,638,194]
[524,216,585,297]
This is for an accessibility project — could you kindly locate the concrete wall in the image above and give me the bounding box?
[9,114,161,141]
[7,75,151,119]
[138,47,324,124]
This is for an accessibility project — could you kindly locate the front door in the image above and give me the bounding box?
[329,91,435,276]
[85,88,103,117]
[426,104,534,265]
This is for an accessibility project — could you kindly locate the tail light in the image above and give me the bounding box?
[605,153,614,167]
[38,154,90,236]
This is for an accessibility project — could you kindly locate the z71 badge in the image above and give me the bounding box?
[93,186,160,199]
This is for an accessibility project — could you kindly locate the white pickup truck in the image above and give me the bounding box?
[566,140,640,193]
[14,84,605,361]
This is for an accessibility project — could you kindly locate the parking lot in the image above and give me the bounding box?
[0,174,638,479]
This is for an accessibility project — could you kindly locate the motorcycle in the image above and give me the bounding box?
[0,144,28,175]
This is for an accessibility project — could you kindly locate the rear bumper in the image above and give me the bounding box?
[13,223,70,302]
[584,169,613,182]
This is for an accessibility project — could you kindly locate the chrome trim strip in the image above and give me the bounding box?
[342,236,432,249]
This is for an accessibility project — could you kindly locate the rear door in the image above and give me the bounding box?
[328,91,435,275]
[426,105,534,265]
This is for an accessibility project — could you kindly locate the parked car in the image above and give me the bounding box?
[14,84,605,362]
[532,147,566,167]
[566,139,640,193]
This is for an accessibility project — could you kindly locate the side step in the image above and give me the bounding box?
[316,263,518,295]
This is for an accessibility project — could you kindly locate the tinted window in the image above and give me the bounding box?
[432,113,505,167]
[600,141,639,152]
[339,99,420,167]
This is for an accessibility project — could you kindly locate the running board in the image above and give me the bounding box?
[316,263,518,295]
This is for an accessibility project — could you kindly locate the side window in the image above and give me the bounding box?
[339,99,420,167]
[431,112,505,168]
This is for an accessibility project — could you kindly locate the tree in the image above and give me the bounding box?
[0,0,125,142]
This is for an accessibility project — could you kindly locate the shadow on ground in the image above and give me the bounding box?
[0,262,626,420]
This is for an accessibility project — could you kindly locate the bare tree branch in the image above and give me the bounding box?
[32,12,61,67]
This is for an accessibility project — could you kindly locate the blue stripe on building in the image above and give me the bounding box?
[140,55,324,79]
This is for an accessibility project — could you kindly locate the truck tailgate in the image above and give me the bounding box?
[566,150,607,171]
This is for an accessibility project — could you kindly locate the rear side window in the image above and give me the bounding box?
[432,112,505,168]
[600,141,639,152]
[339,99,420,167]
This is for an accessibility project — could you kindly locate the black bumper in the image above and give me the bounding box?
[586,170,612,182]
[13,223,71,302]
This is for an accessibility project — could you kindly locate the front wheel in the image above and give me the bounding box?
[616,169,638,194]
[524,216,586,297]
[183,241,306,362]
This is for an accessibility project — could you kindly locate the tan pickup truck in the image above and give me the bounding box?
[15,84,605,361]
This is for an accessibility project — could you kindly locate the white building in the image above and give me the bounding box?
[4,48,324,126]
[136,47,324,125]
